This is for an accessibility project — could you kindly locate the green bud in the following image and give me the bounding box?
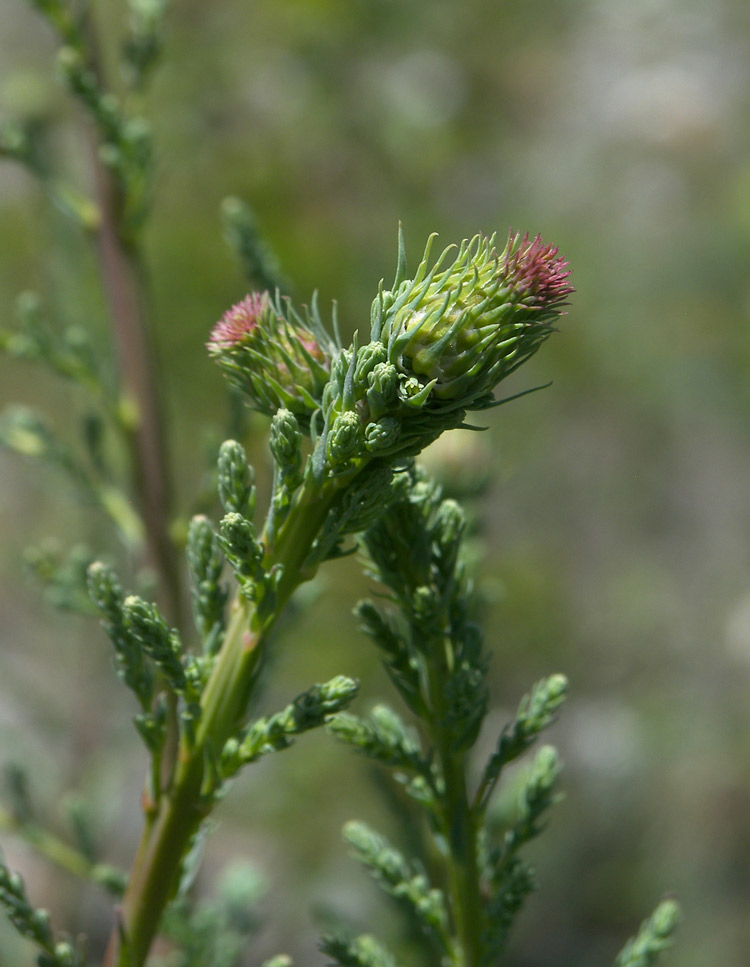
[186,515,222,586]
[217,439,255,517]
[208,291,335,429]
[614,899,681,967]
[375,230,572,408]
[186,515,226,653]
[123,595,187,692]
[434,498,465,550]
[327,410,363,465]
[354,341,388,389]
[365,361,400,419]
[412,585,439,624]
[270,408,302,476]
[0,405,49,457]
[319,933,396,967]
[329,348,352,388]
[87,560,123,614]
[219,512,264,586]
[53,941,77,966]
[364,417,400,452]
[524,744,561,803]
[30,907,52,942]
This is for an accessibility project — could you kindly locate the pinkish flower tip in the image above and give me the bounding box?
[503,231,574,308]
[208,291,270,350]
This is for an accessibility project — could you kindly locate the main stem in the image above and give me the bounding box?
[106,479,337,967]
[439,746,483,967]
[428,660,483,967]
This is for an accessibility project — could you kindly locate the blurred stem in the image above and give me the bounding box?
[426,655,483,967]
[92,167,182,624]
[82,44,182,630]
[79,7,184,830]
[106,474,340,967]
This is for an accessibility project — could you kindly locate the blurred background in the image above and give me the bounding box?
[1,0,750,964]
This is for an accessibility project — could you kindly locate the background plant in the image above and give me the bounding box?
[1,1,749,966]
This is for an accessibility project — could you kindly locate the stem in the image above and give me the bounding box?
[81,7,183,629]
[91,141,182,625]
[79,8,185,842]
[105,599,257,967]
[105,475,339,967]
[427,659,483,967]
[439,748,483,967]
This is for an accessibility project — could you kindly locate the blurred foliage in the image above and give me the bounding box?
[1,0,750,965]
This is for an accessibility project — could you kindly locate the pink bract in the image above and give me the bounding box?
[208,292,270,349]
[503,232,574,308]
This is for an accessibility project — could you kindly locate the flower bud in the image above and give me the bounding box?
[375,230,573,408]
[365,417,400,452]
[354,342,388,389]
[208,291,333,428]
[217,439,255,517]
[270,408,303,477]
[365,362,400,420]
[327,410,363,466]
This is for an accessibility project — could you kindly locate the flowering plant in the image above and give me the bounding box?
[0,3,679,967]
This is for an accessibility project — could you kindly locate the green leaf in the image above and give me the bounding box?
[613,900,681,967]
[319,932,399,967]
[476,674,568,813]
[328,705,426,777]
[342,821,451,956]
[220,677,359,782]
[221,196,288,293]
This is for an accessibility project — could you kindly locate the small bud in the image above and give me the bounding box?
[87,560,123,614]
[435,499,465,549]
[186,516,222,584]
[365,417,400,452]
[219,512,264,585]
[270,408,303,477]
[365,362,400,420]
[413,586,439,623]
[220,513,259,558]
[217,439,255,517]
[122,595,186,692]
[327,411,363,466]
[0,118,31,161]
[53,941,77,966]
[208,291,333,428]
[30,907,52,943]
[354,342,388,388]
[328,348,353,396]
[261,957,293,967]
[526,744,561,799]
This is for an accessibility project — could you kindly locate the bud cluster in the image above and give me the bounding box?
[208,228,572,540]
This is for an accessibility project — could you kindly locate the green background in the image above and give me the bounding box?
[2,0,750,964]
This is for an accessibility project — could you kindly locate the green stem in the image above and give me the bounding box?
[426,657,483,967]
[439,748,483,967]
[106,475,339,967]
